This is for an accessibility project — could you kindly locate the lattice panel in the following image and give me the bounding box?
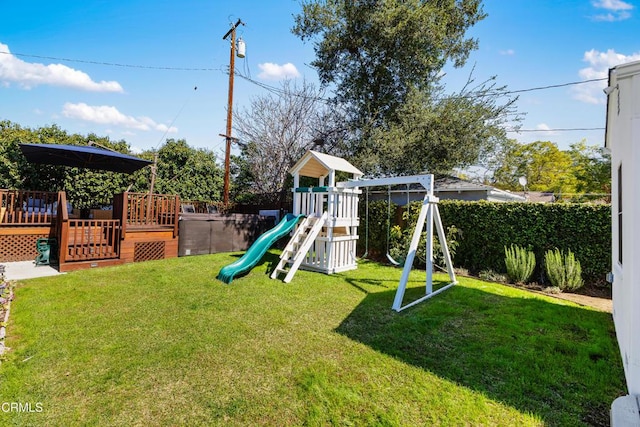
[0,234,48,262]
[134,241,165,262]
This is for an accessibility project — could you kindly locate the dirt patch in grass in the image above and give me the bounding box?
[500,281,612,313]
[549,291,612,313]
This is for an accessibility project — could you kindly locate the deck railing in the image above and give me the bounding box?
[0,189,60,225]
[1,189,180,265]
[113,192,180,237]
[52,192,120,264]
[59,219,121,263]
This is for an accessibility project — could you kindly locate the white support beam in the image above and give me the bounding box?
[391,194,457,312]
[338,175,433,190]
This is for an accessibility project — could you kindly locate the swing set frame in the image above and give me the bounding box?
[339,174,457,311]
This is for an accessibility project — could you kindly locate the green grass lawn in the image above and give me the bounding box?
[0,252,625,426]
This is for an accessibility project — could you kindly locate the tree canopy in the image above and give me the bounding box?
[0,120,131,208]
[292,0,518,177]
[490,139,611,201]
[233,80,342,205]
[147,139,223,202]
[359,77,516,176]
[292,0,486,124]
[0,120,223,208]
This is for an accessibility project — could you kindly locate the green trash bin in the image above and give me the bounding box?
[35,238,57,266]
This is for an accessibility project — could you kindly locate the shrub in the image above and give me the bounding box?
[544,248,584,291]
[479,269,508,284]
[388,217,462,270]
[504,244,536,284]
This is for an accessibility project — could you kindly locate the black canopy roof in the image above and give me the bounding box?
[19,143,152,174]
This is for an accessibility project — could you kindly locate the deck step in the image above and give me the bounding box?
[67,243,117,260]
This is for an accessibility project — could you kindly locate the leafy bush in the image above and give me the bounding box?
[478,269,508,284]
[387,203,462,269]
[504,244,536,284]
[544,248,584,291]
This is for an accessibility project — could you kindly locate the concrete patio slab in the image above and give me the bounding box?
[1,261,63,281]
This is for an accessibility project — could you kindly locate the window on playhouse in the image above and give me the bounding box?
[618,163,622,265]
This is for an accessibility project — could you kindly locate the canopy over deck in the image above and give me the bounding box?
[19,143,152,174]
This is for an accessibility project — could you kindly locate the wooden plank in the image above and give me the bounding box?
[123,230,176,240]
[59,258,126,273]
[0,226,52,236]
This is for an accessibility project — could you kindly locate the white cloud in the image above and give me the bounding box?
[571,49,640,104]
[591,0,634,21]
[257,62,301,80]
[129,145,144,155]
[534,123,559,135]
[0,42,123,92]
[499,49,515,56]
[592,11,631,21]
[592,0,634,11]
[62,102,178,133]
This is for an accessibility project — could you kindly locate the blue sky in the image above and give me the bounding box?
[1,0,639,161]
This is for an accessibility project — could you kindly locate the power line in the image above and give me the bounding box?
[234,71,332,103]
[0,50,219,71]
[154,86,199,149]
[507,127,605,132]
[0,49,611,133]
[1,49,607,97]
[499,78,607,95]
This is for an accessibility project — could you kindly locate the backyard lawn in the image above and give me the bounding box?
[0,252,625,426]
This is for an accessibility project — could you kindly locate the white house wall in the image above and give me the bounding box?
[609,60,640,396]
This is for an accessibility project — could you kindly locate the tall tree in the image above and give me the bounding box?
[292,1,518,176]
[293,0,486,124]
[568,141,611,201]
[233,79,340,205]
[492,140,578,197]
[131,139,223,202]
[361,77,517,176]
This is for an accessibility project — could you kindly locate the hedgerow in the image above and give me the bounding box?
[358,199,610,286]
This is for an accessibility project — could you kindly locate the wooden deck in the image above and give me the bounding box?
[1,189,180,271]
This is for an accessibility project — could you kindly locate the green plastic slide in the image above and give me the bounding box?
[216,213,304,284]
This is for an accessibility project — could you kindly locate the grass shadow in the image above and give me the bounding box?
[336,282,624,426]
[333,273,397,294]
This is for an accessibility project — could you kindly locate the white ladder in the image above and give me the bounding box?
[270,211,328,283]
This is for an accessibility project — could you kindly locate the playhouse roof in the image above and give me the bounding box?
[290,150,363,179]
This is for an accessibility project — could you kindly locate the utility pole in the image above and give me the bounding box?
[147,152,158,222]
[221,18,244,207]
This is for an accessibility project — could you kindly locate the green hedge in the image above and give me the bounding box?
[358,199,611,286]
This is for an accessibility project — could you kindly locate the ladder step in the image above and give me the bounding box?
[271,211,328,282]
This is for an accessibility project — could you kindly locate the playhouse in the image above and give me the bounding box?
[270,150,364,280]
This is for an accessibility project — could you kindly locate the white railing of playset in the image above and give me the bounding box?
[304,234,357,273]
[292,187,361,221]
